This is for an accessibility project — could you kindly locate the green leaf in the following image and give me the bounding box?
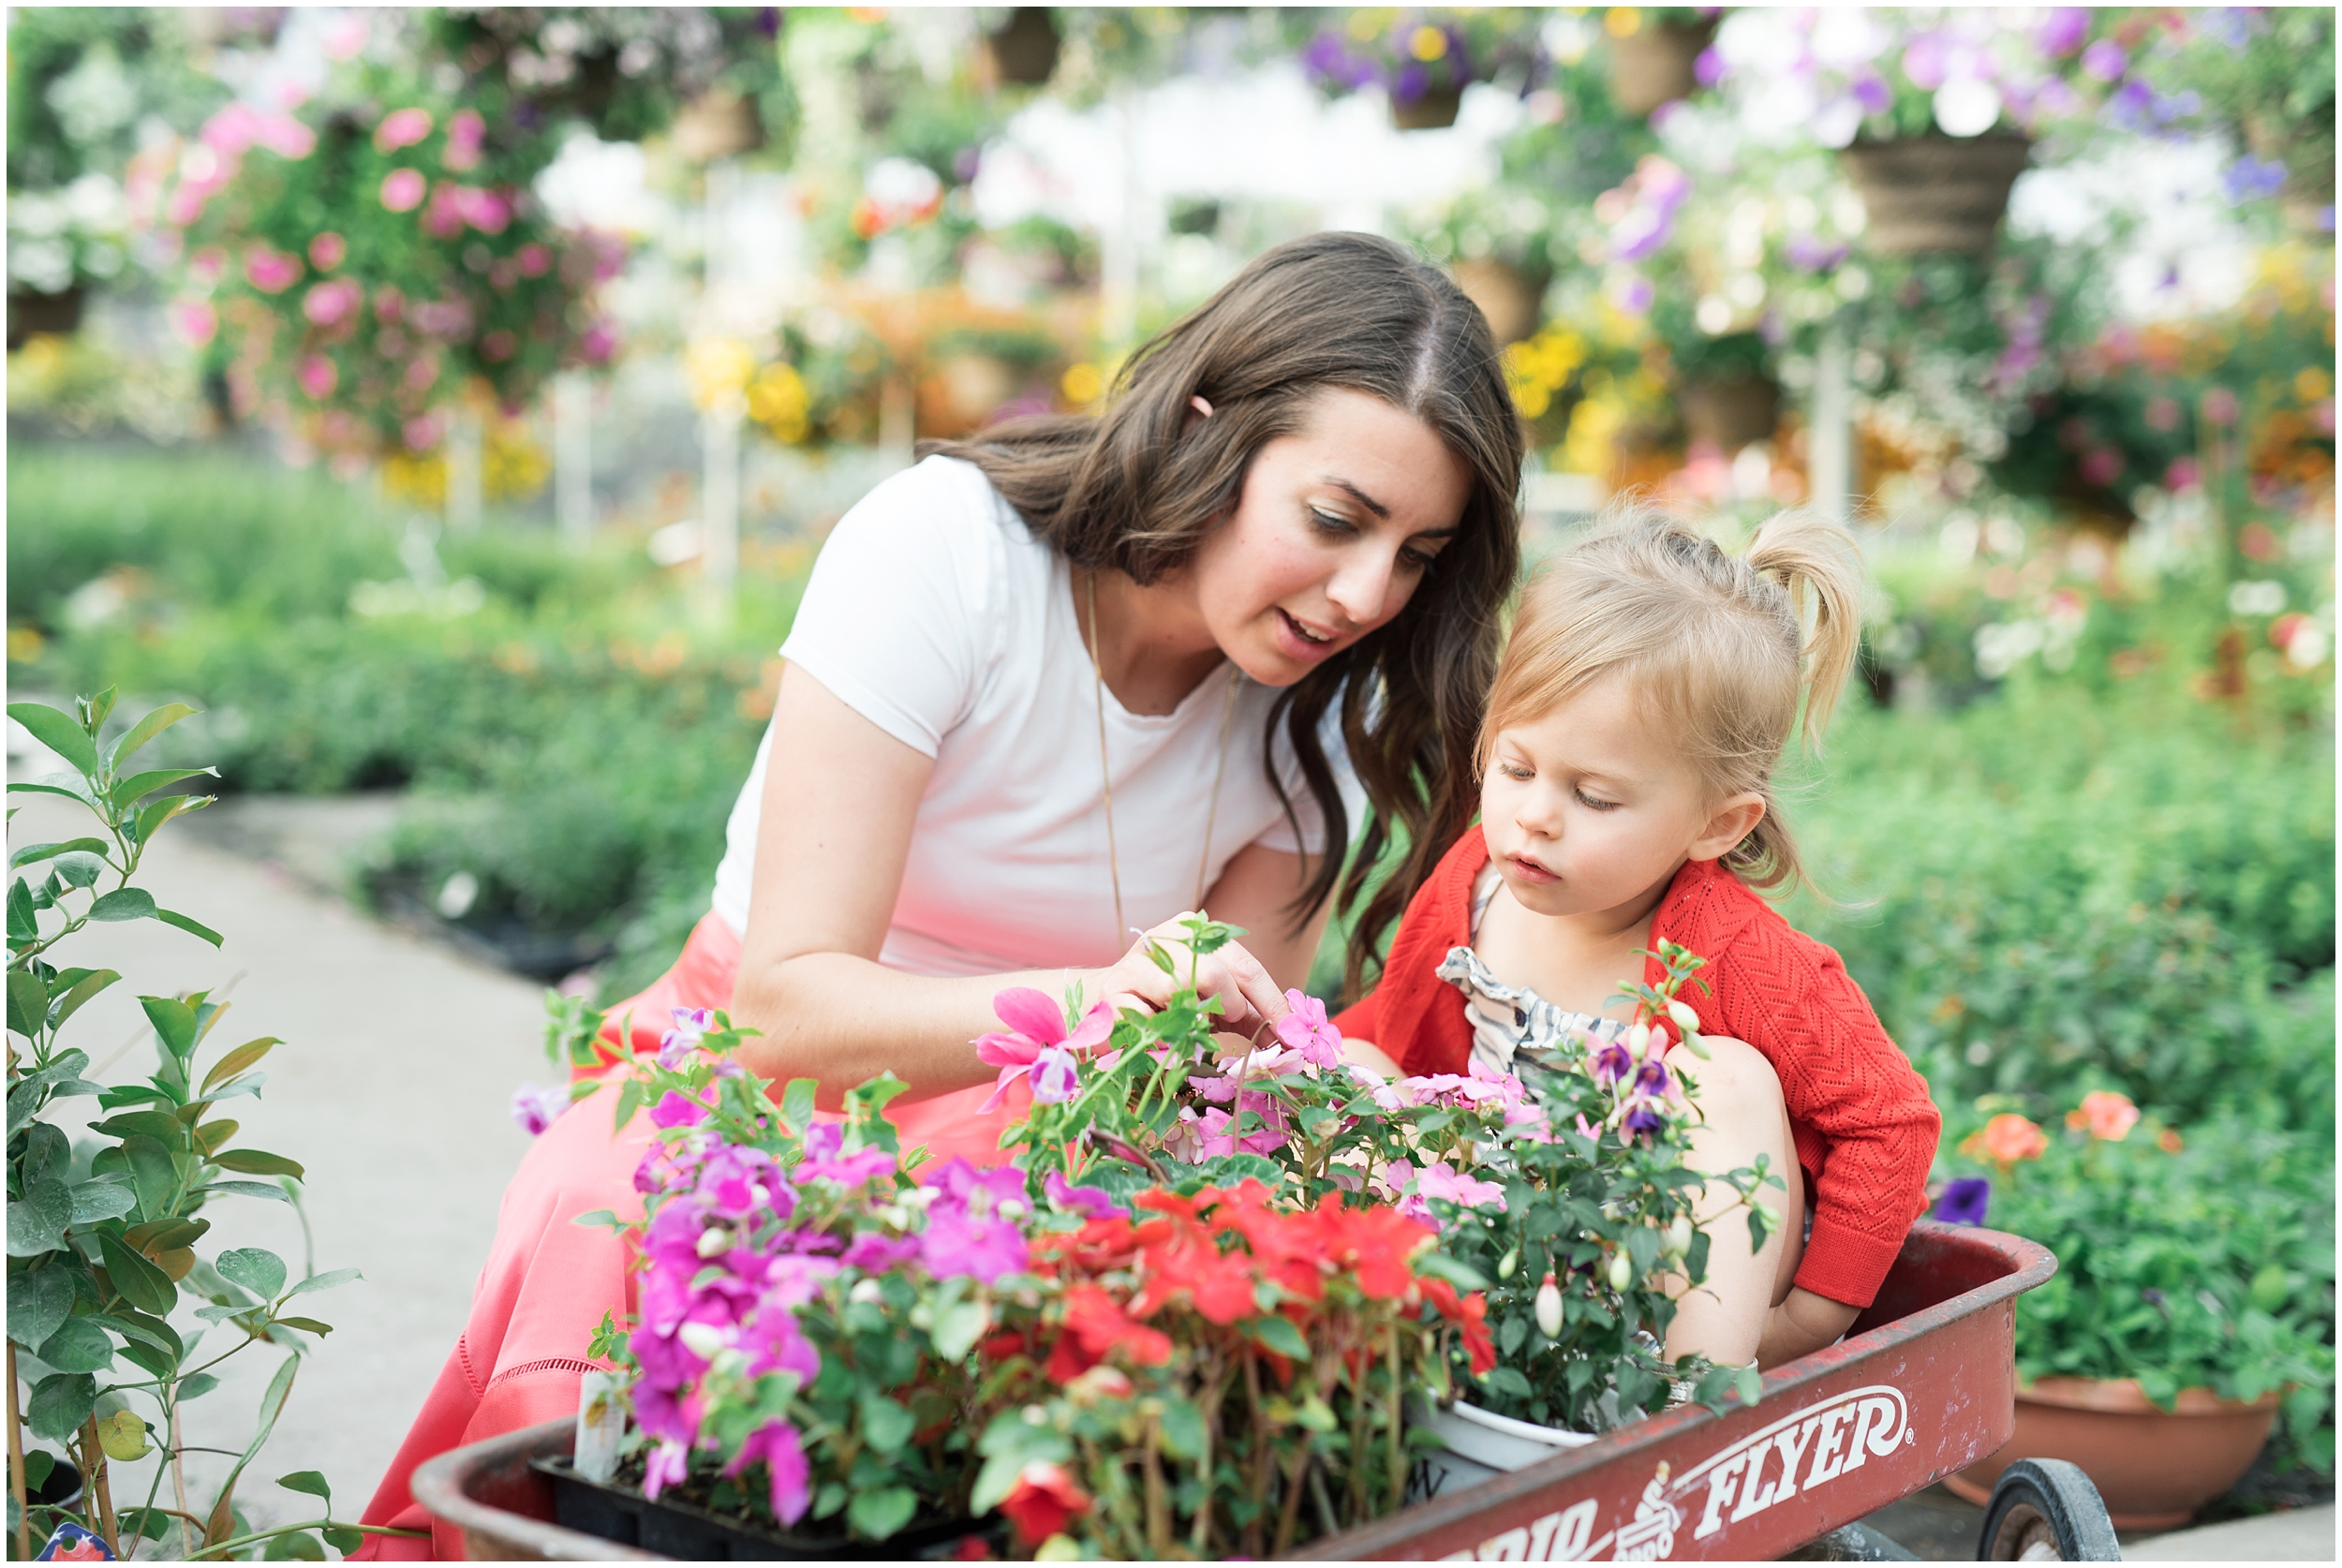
[10,837,109,871]
[92,1110,186,1145]
[141,996,200,1058]
[111,768,218,807]
[8,702,101,778]
[8,877,39,943]
[96,1230,177,1315]
[7,1179,74,1256]
[8,969,49,1037]
[275,1472,332,1502]
[932,1299,990,1362]
[78,688,116,733]
[1156,1396,1206,1460]
[49,852,104,890]
[156,909,225,948]
[780,1078,817,1135]
[211,1149,305,1179]
[321,1526,363,1555]
[87,887,159,924]
[1251,1314,1310,1360]
[8,1265,76,1348]
[612,1077,645,1136]
[846,1486,918,1542]
[859,1395,916,1456]
[122,1135,178,1225]
[217,1248,288,1301]
[284,1267,361,1299]
[26,1371,96,1442]
[49,968,119,1030]
[90,1309,182,1359]
[134,792,212,845]
[107,703,198,772]
[68,1178,138,1226]
[273,1316,334,1337]
[1414,1250,1491,1292]
[193,1181,294,1205]
[262,1528,327,1560]
[202,1039,279,1094]
[178,1372,222,1400]
[7,774,102,809]
[37,1315,115,1374]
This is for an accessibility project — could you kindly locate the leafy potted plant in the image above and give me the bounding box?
[1930,1093,2335,1529]
[8,691,399,1561]
[1297,10,1543,132]
[1605,7,1719,118]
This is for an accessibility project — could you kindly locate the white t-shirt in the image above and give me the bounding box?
[709,455,1364,977]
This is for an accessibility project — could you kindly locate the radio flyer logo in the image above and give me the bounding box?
[1444,1384,1917,1561]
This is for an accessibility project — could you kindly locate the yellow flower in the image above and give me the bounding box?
[1409,24,1447,62]
[685,337,756,411]
[1060,362,1104,406]
[748,362,811,444]
[1606,7,1643,38]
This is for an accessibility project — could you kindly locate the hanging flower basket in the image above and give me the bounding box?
[671,90,766,164]
[1680,374,1783,454]
[1392,86,1463,131]
[1450,258,1548,347]
[1608,19,1718,117]
[7,284,84,348]
[985,8,1061,87]
[1836,134,2034,257]
[1944,1377,2281,1531]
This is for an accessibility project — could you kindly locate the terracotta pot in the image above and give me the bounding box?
[1837,134,2033,257]
[8,284,84,349]
[918,351,1021,437]
[1392,88,1462,131]
[1608,20,1717,117]
[1680,375,1782,453]
[671,91,764,163]
[1943,1376,2281,1531]
[985,7,1060,87]
[1450,258,1548,346]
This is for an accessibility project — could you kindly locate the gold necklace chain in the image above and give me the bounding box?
[1085,568,1240,949]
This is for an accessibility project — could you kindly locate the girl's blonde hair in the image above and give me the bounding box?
[1477,502,1866,893]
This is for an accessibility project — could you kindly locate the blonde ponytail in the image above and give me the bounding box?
[1480,500,1876,898]
[1744,511,1865,750]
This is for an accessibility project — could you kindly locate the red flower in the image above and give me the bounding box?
[1060,1283,1173,1369]
[1416,1277,1495,1373]
[1315,1203,1434,1300]
[1000,1460,1090,1546]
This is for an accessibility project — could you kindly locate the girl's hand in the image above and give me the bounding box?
[1096,914,1292,1040]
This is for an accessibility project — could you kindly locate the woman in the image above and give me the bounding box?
[356,232,1525,1555]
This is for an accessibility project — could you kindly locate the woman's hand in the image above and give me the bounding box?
[1093,913,1293,1041]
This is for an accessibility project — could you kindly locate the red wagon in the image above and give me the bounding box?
[414,1220,2121,1562]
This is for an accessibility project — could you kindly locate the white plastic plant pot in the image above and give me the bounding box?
[1407,1398,1597,1501]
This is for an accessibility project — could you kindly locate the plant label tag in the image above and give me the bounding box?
[574,1368,629,1483]
[36,1522,115,1561]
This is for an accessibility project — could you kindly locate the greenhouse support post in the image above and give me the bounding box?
[701,392,743,614]
[1809,320,1851,525]
[554,371,593,550]
[447,407,483,531]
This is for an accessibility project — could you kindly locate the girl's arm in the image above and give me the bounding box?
[731,664,1300,1106]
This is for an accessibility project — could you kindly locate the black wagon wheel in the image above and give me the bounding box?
[1978,1458,2120,1561]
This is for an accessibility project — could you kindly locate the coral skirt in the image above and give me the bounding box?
[352,914,1022,1559]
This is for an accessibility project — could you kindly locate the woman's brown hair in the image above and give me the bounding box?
[927,231,1523,997]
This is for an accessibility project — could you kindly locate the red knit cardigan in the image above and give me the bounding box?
[1332,826,1939,1309]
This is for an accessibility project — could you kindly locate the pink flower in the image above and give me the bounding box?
[444,109,486,171]
[641,1439,689,1501]
[2068,1090,2140,1142]
[480,329,517,363]
[579,320,618,364]
[517,242,553,276]
[726,1419,809,1525]
[1045,1170,1124,1218]
[1386,1159,1505,1220]
[307,231,348,271]
[1272,988,1344,1068]
[403,414,441,451]
[296,354,338,400]
[1030,1045,1080,1103]
[649,1090,710,1129]
[244,247,303,294]
[459,186,511,234]
[510,1081,571,1135]
[375,107,435,154]
[974,987,1113,1113]
[657,1006,717,1068]
[380,168,427,213]
[170,300,218,348]
[303,277,362,328]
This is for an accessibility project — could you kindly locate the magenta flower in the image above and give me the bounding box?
[517,242,553,276]
[375,107,435,154]
[303,277,362,328]
[380,168,426,213]
[696,1146,783,1219]
[456,186,511,234]
[1272,989,1345,1068]
[1633,1058,1672,1100]
[444,109,486,171]
[296,354,338,400]
[2081,39,2127,81]
[641,1438,689,1501]
[244,246,302,294]
[649,1089,710,1129]
[170,300,218,348]
[1591,1039,1634,1087]
[975,987,1113,1112]
[658,1006,716,1068]
[1045,1170,1124,1219]
[726,1419,810,1525]
[840,1233,919,1270]
[510,1082,571,1136]
[307,231,348,271]
[919,1209,1029,1283]
[2036,7,2090,56]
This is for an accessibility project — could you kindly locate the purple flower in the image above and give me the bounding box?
[795,1124,899,1188]
[1902,34,1948,91]
[1045,1170,1125,1219]
[1394,62,1430,105]
[1623,1100,1668,1138]
[2201,9,2253,51]
[697,1146,786,1220]
[657,1005,715,1068]
[2080,39,2127,81]
[1633,1058,1672,1100]
[649,1089,710,1129]
[1592,1039,1634,1087]
[727,1419,810,1526]
[2224,155,2289,204]
[1786,234,1851,274]
[642,1438,689,1501]
[1030,1045,1080,1103]
[1934,1176,1992,1226]
[1851,72,1892,116]
[510,1082,571,1136]
[1694,46,1725,88]
[919,1209,1029,1284]
[2036,7,2091,56]
[840,1233,919,1271]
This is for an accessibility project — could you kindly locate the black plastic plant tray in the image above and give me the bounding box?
[530,1457,994,1561]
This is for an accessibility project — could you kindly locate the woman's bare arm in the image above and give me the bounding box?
[731,663,1296,1105]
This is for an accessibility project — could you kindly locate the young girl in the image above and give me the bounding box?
[1337,506,1940,1373]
